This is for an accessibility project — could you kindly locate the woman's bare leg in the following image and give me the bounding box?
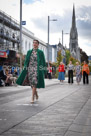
[31,87,36,103]
[35,90,38,100]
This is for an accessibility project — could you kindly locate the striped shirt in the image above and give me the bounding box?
[68,64,74,71]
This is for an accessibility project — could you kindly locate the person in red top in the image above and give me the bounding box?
[47,65,52,79]
[58,62,65,82]
[82,61,90,84]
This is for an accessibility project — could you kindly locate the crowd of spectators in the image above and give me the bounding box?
[0,66,19,87]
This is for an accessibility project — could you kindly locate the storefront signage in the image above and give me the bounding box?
[0,51,7,58]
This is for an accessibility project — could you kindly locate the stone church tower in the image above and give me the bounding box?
[69,5,80,62]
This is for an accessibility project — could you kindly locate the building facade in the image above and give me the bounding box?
[48,45,57,63]
[22,27,47,61]
[0,10,20,66]
[57,41,66,64]
[48,42,66,64]
[0,10,20,51]
[0,10,47,66]
[88,56,91,65]
[69,5,80,62]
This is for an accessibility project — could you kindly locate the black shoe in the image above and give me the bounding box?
[0,84,3,87]
[5,83,9,86]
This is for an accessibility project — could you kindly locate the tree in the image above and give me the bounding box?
[69,56,79,65]
[56,50,63,67]
[65,50,71,65]
[55,50,63,78]
[80,49,88,63]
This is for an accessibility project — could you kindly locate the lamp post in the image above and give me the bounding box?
[62,30,69,46]
[20,0,22,72]
[47,16,50,67]
[47,16,57,66]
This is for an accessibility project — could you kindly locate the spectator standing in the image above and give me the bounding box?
[47,65,52,79]
[82,61,90,84]
[75,62,81,85]
[58,62,65,83]
[68,61,74,84]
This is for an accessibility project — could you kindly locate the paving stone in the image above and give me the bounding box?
[0,77,91,135]
[69,123,91,133]
[64,131,91,136]
[74,115,91,125]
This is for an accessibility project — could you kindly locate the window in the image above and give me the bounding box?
[13,33,15,38]
[17,37,19,41]
[29,43,31,49]
[12,42,15,48]
[72,43,75,49]
[1,28,4,34]
[25,41,27,50]
[6,31,9,36]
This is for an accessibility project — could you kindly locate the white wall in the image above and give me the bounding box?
[52,48,55,62]
[22,34,33,55]
[21,29,47,62]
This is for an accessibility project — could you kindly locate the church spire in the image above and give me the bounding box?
[69,5,80,62]
[72,4,76,29]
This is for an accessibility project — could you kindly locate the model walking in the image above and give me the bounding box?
[16,40,46,103]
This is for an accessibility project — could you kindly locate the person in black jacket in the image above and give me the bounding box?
[0,77,3,86]
[0,66,9,86]
[0,69,7,81]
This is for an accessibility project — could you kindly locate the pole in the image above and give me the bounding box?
[20,0,22,72]
[47,16,50,66]
[62,30,63,46]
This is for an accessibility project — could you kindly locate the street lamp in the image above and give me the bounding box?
[62,30,69,46]
[47,16,57,66]
[20,0,22,72]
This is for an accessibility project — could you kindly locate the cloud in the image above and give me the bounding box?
[0,0,20,21]
[76,6,91,39]
[31,10,72,33]
[23,0,41,4]
[79,38,91,55]
[30,5,91,37]
[0,0,91,55]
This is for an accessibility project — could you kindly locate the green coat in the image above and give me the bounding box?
[16,49,46,88]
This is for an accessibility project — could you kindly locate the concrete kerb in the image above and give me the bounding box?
[0,79,60,97]
[0,77,77,97]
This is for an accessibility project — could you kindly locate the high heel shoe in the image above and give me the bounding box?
[31,100,34,104]
[31,96,34,104]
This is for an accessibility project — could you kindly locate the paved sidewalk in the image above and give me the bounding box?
[0,76,91,136]
[0,78,61,94]
[0,78,64,100]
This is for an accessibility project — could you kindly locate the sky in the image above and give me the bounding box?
[0,0,91,55]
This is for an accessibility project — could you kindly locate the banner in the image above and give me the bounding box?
[0,51,7,58]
